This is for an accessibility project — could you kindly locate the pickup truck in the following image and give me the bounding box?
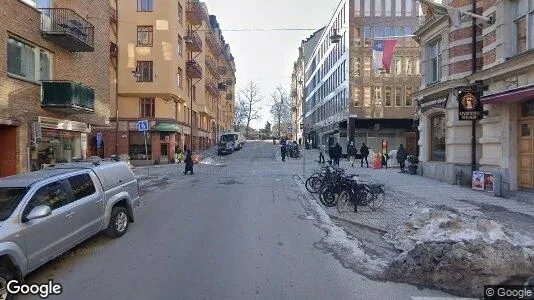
[0,161,140,299]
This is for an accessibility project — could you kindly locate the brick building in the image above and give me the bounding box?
[0,0,111,176]
[414,0,534,195]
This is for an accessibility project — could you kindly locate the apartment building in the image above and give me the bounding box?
[97,0,235,165]
[303,0,421,156]
[0,0,111,177]
[414,0,534,195]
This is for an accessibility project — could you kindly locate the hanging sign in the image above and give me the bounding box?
[458,90,483,120]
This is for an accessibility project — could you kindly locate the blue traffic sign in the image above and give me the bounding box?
[287,127,293,133]
[96,132,103,148]
[138,120,149,132]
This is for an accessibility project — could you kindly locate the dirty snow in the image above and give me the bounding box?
[200,157,226,166]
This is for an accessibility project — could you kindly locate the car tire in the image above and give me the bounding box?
[104,206,129,238]
[0,266,14,300]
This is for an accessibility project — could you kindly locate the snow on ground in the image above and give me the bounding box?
[200,157,227,166]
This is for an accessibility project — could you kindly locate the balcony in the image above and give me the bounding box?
[205,32,220,53]
[218,65,228,75]
[226,94,233,100]
[205,59,219,77]
[41,81,95,113]
[110,41,117,58]
[40,8,95,52]
[186,0,203,26]
[205,81,219,97]
[186,60,202,78]
[185,30,202,52]
[110,6,117,23]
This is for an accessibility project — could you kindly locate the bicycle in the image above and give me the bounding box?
[337,176,385,214]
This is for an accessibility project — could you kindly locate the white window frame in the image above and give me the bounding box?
[7,37,52,83]
[405,86,413,106]
[385,0,392,16]
[512,1,534,54]
[405,0,412,16]
[395,0,402,16]
[373,86,382,106]
[428,39,442,84]
[385,86,392,107]
[375,0,382,17]
[364,0,371,16]
[364,87,371,107]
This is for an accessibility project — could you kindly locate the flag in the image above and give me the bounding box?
[372,39,397,74]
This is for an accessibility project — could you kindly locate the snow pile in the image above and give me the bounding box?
[200,157,226,166]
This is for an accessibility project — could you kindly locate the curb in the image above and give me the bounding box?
[295,174,389,235]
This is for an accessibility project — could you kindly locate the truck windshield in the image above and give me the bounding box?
[0,188,28,221]
[221,134,236,142]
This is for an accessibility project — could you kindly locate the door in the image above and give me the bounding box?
[21,179,76,271]
[519,122,534,188]
[66,173,103,239]
[160,144,169,163]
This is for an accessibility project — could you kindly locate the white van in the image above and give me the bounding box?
[218,132,245,155]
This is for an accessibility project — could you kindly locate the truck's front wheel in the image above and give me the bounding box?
[0,266,14,300]
[105,207,129,238]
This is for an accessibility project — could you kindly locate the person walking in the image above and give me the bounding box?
[347,142,357,167]
[176,147,184,163]
[334,142,342,166]
[281,143,287,162]
[319,144,325,163]
[273,138,276,146]
[360,143,370,168]
[183,149,194,175]
[396,144,408,173]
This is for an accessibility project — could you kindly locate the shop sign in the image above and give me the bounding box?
[419,96,448,113]
[458,90,483,121]
[38,116,90,133]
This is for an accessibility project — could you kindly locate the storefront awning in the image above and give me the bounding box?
[482,85,534,104]
[151,122,180,133]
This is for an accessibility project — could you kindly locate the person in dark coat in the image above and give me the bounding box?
[397,144,408,173]
[347,142,357,167]
[281,143,287,162]
[183,149,194,175]
[334,143,342,166]
[360,143,370,168]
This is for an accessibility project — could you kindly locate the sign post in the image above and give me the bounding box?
[138,120,150,176]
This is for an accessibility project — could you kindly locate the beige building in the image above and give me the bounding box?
[96,0,235,164]
[414,0,534,195]
[0,0,111,177]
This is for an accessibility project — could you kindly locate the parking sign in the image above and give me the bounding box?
[138,120,149,131]
[287,127,292,133]
[96,132,103,148]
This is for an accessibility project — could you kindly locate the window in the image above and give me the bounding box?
[375,27,383,38]
[405,27,413,36]
[395,86,402,106]
[405,0,412,16]
[7,37,35,80]
[68,174,96,201]
[406,57,413,75]
[140,97,155,117]
[415,58,420,75]
[177,67,183,87]
[178,3,183,25]
[364,27,372,46]
[385,86,392,106]
[39,50,51,81]
[137,0,153,12]
[385,0,392,16]
[353,28,362,45]
[136,61,153,82]
[26,181,71,212]
[428,39,442,83]
[385,26,393,37]
[137,26,153,46]
[512,0,532,54]
[395,0,402,16]
[364,87,371,107]
[395,26,403,37]
[375,0,382,16]
[373,86,382,106]
[430,114,446,161]
[364,0,371,16]
[405,86,413,106]
[395,57,402,76]
[177,34,183,56]
[364,57,371,76]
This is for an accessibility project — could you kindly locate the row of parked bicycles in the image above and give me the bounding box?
[305,161,385,213]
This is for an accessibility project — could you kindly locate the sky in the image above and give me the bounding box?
[203,0,341,129]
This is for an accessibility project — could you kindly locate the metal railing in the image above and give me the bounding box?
[185,30,202,50]
[41,80,95,111]
[40,8,94,48]
[186,60,202,78]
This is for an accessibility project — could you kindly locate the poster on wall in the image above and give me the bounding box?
[472,171,484,190]
[484,173,494,193]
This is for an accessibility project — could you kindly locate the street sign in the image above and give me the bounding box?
[287,127,292,133]
[458,89,483,121]
[96,132,103,148]
[138,120,149,131]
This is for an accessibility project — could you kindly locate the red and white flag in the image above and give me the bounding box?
[372,39,397,73]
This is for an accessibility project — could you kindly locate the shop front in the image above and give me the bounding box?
[31,116,90,170]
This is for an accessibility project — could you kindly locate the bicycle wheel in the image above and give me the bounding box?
[367,186,385,211]
[336,189,352,214]
[319,185,338,207]
[305,176,317,193]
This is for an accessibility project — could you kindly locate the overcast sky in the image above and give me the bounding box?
[203,0,340,129]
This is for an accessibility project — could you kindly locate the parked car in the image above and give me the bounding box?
[0,161,141,299]
[217,132,245,155]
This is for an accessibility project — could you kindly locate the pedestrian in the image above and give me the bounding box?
[360,143,370,168]
[381,152,389,169]
[281,143,287,162]
[273,138,276,146]
[319,144,325,164]
[397,144,408,173]
[183,149,194,175]
[347,142,357,167]
[334,142,342,166]
[176,147,184,163]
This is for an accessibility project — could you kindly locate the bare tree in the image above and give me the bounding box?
[233,99,247,132]
[270,85,291,138]
[239,81,263,137]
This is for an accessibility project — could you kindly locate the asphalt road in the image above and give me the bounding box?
[17,141,451,300]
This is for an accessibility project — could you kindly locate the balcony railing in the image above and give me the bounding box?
[110,41,117,58]
[186,0,203,26]
[218,65,228,75]
[185,30,202,52]
[205,81,219,97]
[41,80,95,113]
[110,6,117,23]
[206,32,221,53]
[186,60,202,78]
[205,59,218,77]
[40,8,95,52]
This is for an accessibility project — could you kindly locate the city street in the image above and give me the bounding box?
[16,141,452,300]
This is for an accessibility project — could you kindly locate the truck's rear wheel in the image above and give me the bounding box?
[105,207,129,238]
[0,266,14,300]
